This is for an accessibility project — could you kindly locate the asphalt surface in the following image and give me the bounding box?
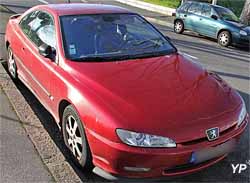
[0,89,53,182]
[0,0,249,182]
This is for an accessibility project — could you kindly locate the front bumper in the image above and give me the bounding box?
[86,117,249,180]
[232,33,250,47]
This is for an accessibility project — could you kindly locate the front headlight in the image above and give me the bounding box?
[116,129,176,148]
[240,30,247,36]
[238,100,247,126]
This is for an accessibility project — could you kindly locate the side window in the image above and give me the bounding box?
[19,11,39,35]
[179,2,191,12]
[202,5,212,17]
[188,3,202,15]
[20,11,56,49]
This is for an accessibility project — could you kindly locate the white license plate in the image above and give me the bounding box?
[190,139,236,164]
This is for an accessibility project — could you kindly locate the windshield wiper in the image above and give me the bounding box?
[71,56,111,62]
[70,49,176,62]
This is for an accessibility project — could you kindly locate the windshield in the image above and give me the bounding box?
[214,7,239,22]
[60,14,176,61]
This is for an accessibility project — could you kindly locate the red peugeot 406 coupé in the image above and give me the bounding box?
[5,3,249,180]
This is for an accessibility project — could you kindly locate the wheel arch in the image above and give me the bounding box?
[174,18,184,25]
[58,97,88,129]
[6,40,10,49]
[217,29,232,39]
[58,99,72,127]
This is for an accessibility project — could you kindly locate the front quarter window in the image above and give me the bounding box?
[20,11,56,49]
[60,14,176,62]
[19,11,40,35]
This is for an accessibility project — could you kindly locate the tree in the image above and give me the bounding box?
[240,0,250,25]
[212,0,217,5]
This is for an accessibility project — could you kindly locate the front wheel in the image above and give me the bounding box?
[62,105,93,170]
[218,31,231,47]
[174,20,184,34]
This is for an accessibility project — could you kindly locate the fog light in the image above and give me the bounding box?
[124,166,150,172]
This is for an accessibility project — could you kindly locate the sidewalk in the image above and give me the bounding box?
[0,88,53,182]
[115,0,176,16]
[113,0,175,27]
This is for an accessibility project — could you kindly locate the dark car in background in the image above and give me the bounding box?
[174,1,250,47]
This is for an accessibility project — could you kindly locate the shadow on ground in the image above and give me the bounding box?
[1,62,107,182]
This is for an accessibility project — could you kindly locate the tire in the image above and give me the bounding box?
[62,105,93,170]
[218,31,231,47]
[174,20,184,34]
[7,46,18,80]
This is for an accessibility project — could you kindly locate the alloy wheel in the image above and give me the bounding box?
[65,115,83,161]
[174,21,184,34]
[218,31,231,47]
[8,48,17,78]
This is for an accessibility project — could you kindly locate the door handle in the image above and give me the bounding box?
[184,14,187,17]
[200,18,203,20]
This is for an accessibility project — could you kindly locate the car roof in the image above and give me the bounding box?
[38,3,132,16]
[185,1,210,5]
[185,1,226,9]
[211,4,230,9]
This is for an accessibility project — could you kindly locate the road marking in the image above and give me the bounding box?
[182,52,198,60]
[38,0,49,4]
[145,17,173,28]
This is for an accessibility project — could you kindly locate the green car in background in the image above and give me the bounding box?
[174,1,250,47]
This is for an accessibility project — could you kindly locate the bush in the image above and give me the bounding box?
[142,0,181,9]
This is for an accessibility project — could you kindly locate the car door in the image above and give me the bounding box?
[198,4,218,38]
[19,11,57,111]
[177,2,192,25]
[185,3,203,33]
[14,11,40,85]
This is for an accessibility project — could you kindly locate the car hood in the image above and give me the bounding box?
[226,20,250,31]
[67,53,242,143]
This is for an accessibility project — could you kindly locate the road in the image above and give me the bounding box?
[0,0,249,182]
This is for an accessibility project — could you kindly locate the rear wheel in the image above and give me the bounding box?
[174,20,184,34]
[7,46,18,80]
[218,31,231,47]
[62,105,93,170]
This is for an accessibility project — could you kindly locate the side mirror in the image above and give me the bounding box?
[38,44,55,60]
[211,15,218,20]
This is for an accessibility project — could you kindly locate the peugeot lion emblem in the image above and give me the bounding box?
[206,127,219,141]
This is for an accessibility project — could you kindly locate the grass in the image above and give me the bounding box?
[141,0,244,17]
[142,0,181,9]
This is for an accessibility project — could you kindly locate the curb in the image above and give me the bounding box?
[0,63,82,182]
[145,16,174,28]
[114,0,176,16]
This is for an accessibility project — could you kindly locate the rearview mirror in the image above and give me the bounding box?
[38,44,56,60]
[211,15,218,20]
